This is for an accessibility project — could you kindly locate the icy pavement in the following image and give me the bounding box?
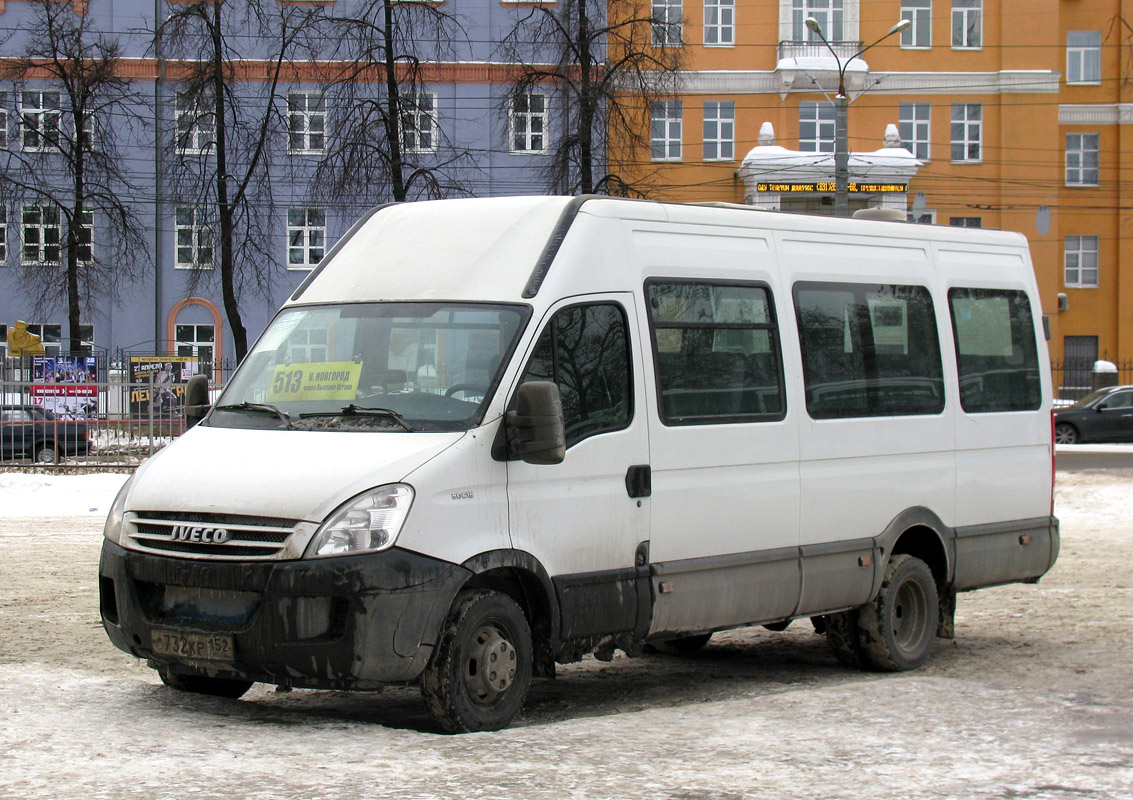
[0,470,1130,799]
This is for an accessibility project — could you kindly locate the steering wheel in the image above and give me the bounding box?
[445,383,488,399]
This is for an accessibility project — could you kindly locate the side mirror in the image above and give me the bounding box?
[506,381,566,465]
[184,374,211,429]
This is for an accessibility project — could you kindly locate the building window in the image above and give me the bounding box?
[1067,31,1101,85]
[799,101,835,153]
[907,209,937,224]
[899,102,930,160]
[704,0,734,46]
[794,0,844,41]
[1064,235,1099,288]
[950,103,981,162]
[949,217,981,228]
[1066,133,1100,186]
[652,0,683,47]
[0,91,8,149]
[21,205,61,265]
[19,91,61,152]
[651,100,682,161]
[287,92,326,154]
[510,91,547,153]
[900,0,931,48]
[175,324,215,368]
[175,206,214,269]
[175,91,215,155]
[287,208,326,270]
[951,0,981,49]
[401,91,437,154]
[703,101,735,161]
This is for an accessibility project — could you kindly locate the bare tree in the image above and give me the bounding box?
[311,0,475,206]
[0,0,148,353]
[157,0,326,361]
[499,0,684,196]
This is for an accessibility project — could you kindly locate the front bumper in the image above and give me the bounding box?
[99,540,471,689]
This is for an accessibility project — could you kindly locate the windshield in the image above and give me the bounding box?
[210,302,529,431]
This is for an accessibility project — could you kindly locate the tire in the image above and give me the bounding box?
[33,444,57,464]
[646,632,713,655]
[1054,423,1079,445]
[824,609,867,668]
[158,665,253,699]
[420,590,533,734]
[857,554,939,672]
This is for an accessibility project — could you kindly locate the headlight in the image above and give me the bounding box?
[103,474,135,544]
[306,484,414,558]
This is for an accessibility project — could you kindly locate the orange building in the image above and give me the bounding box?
[621,0,1133,382]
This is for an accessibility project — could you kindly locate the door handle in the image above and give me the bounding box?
[625,464,651,498]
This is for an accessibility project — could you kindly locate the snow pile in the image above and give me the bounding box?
[0,472,129,518]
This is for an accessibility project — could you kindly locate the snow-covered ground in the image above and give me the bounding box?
[0,466,1130,799]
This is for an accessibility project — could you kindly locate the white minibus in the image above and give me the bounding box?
[100,196,1059,732]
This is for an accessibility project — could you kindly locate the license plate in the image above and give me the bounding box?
[151,629,235,662]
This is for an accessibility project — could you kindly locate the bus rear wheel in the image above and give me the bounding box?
[857,554,939,672]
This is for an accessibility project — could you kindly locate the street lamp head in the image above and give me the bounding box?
[805,16,823,34]
[888,19,912,36]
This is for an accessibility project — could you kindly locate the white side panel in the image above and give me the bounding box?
[398,426,511,564]
[779,234,957,544]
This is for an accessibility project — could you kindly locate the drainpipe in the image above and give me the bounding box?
[154,0,165,354]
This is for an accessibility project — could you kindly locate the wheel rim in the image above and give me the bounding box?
[1055,426,1076,445]
[892,578,930,656]
[463,623,518,705]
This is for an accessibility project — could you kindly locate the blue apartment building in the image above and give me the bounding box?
[0,0,563,372]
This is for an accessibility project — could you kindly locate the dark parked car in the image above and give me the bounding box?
[0,404,91,463]
[1054,386,1133,444]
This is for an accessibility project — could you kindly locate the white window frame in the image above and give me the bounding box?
[286,208,327,270]
[899,101,931,160]
[401,90,438,154]
[175,323,216,367]
[702,101,735,161]
[1067,31,1101,85]
[1064,235,1099,288]
[793,0,844,42]
[1065,132,1099,187]
[651,100,682,162]
[799,101,835,153]
[19,90,61,153]
[951,0,981,49]
[287,92,326,154]
[900,0,932,48]
[174,206,214,269]
[510,91,548,154]
[21,205,62,265]
[704,0,734,47]
[0,206,7,263]
[950,102,981,162]
[0,90,8,149]
[652,0,683,47]
[175,91,215,155]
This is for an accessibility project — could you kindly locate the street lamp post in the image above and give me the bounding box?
[804,17,911,217]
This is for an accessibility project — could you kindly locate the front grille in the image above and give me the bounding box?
[128,510,301,560]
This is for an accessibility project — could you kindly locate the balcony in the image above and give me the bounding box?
[775,39,871,98]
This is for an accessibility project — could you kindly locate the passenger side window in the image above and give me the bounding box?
[519,303,632,447]
[1101,392,1133,409]
[794,282,945,419]
[949,288,1041,413]
[646,281,785,424]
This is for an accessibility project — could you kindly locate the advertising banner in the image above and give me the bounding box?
[30,356,99,419]
[129,356,198,415]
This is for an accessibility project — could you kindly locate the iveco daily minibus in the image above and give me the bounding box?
[100,196,1059,732]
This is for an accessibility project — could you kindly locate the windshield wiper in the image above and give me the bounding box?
[213,402,294,429]
[298,404,412,431]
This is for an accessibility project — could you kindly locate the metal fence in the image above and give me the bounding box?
[1050,359,1133,403]
[1,374,222,469]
